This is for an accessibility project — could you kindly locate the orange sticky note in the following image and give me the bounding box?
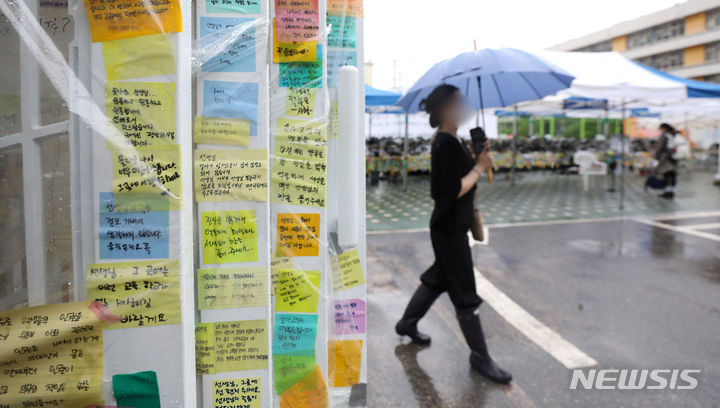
[328,340,363,387]
[83,0,183,42]
[280,366,329,408]
[273,20,317,63]
[328,0,363,17]
[276,213,320,257]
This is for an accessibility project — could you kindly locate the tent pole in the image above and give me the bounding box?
[403,113,409,191]
[368,111,372,139]
[619,100,626,211]
[528,115,534,138]
[715,121,720,184]
[511,105,518,186]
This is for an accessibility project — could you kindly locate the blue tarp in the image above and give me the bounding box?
[365,85,402,106]
[632,60,720,98]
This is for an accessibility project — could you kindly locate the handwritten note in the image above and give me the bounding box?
[99,192,168,259]
[273,313,317,356]
[279,46,322,88]
[194,116,250,146]
[83,0,183,42]
[112,145,183,210]
[327,16,356,48]
[332,299,366,335]
[86,260,180,329]
[327,49,357,88]
[329,101,338,140]
[279,365,328,408]
[331,249,365,292]
[271,119,327,207]
[271,256,295,295]
[328,340,362,387]
[200,17,256,73]
[106,81,176,148]
[102,34,175,81]
[203,80,259,136]
[273,354,315,396]
[207,0,261,14]
[272,20,316,63]
[195,149,268,202]
[196,320,269,374]
[285,88,316,118]
[0,302,104,408]
[275,0,319,42]
[275,269,321,313]
[328,0,363,17]
[276,213,320,257]
[213,378,261,408]
[202,210,258,264]
[197,267,268,310]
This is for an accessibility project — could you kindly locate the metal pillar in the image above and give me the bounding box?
[511,105,518,186]
[619,100,626,210]
[402,112,409,190]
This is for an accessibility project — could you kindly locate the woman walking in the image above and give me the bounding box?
[394,84,512,384]
[656,123,679,199]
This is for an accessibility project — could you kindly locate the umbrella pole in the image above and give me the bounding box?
[403,113,409,191]
[619,100,626,211]
[511,105,518,186]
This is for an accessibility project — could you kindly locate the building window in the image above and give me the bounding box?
[654,19,685,42]
[706,41,720,61]
[708,8,720,30]
[636,56,655,68]
[654,50,684,70]
[627,28,653,49]
[582,40,612,52]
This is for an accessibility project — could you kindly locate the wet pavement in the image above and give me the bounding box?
[367,216,720,407]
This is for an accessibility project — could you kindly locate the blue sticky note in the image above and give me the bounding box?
[203,80,259,136]
[272,313,318,356]
[206,0,261,14]
[200,17,256,73]
[279,45,323,89]
[327,49,357,88]
[99,192,169,259]
[327,16,356,48]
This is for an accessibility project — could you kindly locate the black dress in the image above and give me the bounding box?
[420,132,483,310]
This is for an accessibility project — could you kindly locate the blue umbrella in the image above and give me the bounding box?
[397,48,574,113]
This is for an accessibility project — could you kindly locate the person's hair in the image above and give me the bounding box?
[419,84,459,128]
[660,123,676,134]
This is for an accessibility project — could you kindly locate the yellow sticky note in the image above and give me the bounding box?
[273,20,317,63]
[276,213,320,257]
[86,260,181,329]
[102,34,176,81]
[213,378,261,408]
[275,269,321,313]
[279,366,329,408]
[286,88,316,118]
[112,145,183,210]
[329,101,339,140]
[0,302,104,408]
[106,81,177,148]
[328,0,363,17]
[194,149,268,202]
[331,249,365,292]
[328,340,363,387]
[197,267,268,310]
[271,257,295,295]
[271,119,328,208]
[83,0,183,42]
[194,116,250,146]
[202,210,258,264]
[195,320,269,374]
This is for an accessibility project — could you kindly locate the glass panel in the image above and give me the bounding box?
[39,0,73,125]
[0,144,27,310]
[0,11,21,136]
[40,133,73,304]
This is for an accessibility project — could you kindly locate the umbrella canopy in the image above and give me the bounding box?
[365,85,402,107]
[396,48,575,113]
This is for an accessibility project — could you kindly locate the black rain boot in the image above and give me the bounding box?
[456,307,512,384]
[395,284,441,344]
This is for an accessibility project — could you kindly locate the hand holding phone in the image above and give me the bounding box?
[470,127,493,183]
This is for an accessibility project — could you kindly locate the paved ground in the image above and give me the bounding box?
[366,170,720,231]
[367,214,720,407]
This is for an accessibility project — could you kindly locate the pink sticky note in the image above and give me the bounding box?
[332,299,366,335]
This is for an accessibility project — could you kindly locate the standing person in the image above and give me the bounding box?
[394,84,512,384]
[656,123,678,199]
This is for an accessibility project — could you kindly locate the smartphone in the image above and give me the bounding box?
[470,127,487,155]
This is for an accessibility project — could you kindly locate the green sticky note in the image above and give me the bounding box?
[113,371,161,408]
